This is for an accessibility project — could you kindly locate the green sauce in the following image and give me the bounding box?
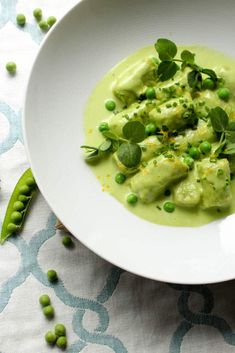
[84,45,235,227]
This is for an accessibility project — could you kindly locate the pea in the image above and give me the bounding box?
[127,193,138,205]
[105,100,116,111]
[45,331,57,345]
[25,177,36,187]
[19,184,31,195]
[217,87,230,102]
[163,202,175,213]
[98,122,109,132]
[33,8,42,21]
[55,323,66,337]
[11,211,22,224]
[47,269,58,282]
[47,16,57,27]
[39,20,49,31]
[202,78,215,90]
[18,195,29,202]
[188,146,200,160]
[146,87,156,100]
[115,173,126,184]
[62,236,73,247]
[13,201,25,211]
[200,141,212,154]
[7,223,19,233]
[16,14,26,26]
[145,123,156,135]
[43,305,55,319]
[6,62,17,74]
[39,294,51,307]
[56,336,67,349]
[184,155,194,169]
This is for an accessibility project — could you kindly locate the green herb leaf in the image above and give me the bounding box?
[102,130,119,141]
[223,143,235,155]
[228,121,235,131]
[99,140,112,152]
[187,70,202,89]
[157,61,179,81]
[225,131,235,143]
[201,68,217,82]
[80,145,98,152]
[213,140,226,157]
[209,107,229,132]
[122,121,146,143]
[155,38,177,61]
[181,50,195,64]
[117,143,142,168]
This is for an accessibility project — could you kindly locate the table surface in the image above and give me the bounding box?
[1,1,235,352]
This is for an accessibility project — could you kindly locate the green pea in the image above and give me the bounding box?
[98,122,109,132]
[105,100,116,111]
[145,87,156,100]
[43,305,55,319]
[127,193,138,205]
[56,336,67,349]
[39,294,51,307]
[45,331,57,345]
[62,236,73,247]
[11,211,22,224]
[18,195,29,202]
[19,185,31,195]
[25,177,36,187]
[163,202,175,213]
[47,16,57,27]
[200,141,212,154]
[33,8,42,21]
[7,223,20,233]
[115,173,126,184]
[47,269,58,282]
[202,78,215,90]
[39,20,49,31]
[188,146,200,160]
[6,62,17,74]
[217,87,230,102]
[183,155,194,169]
[145,123,156,135]
[13,201,25,211]
[55,323,66,337]
[16,14,26,26]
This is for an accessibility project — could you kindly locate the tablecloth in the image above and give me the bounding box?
[1,1,235,352]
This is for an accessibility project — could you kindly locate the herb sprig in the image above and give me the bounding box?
[155,38,218,90]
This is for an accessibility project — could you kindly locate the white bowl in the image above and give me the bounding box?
[23,0,235,284]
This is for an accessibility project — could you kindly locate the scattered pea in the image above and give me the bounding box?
[217,87,230,102]
[184,155,194,169]
[33,8,42,21]
[115,173,126,184]
[188,146,200,160]
[202,78,215,90]
[16,14,26,26]
[166,103,172,108]
[163,201,175,213]
[47,16,57,27]
[62,236,73,247]
[56,336,67,349]
[19,184,31,195]
[43,305,55,319]
[200,141,212,154]
[39,20,49,31]
[145,123,156,135]
[55,323,66,337]
[25,177,36,187]
[47,269,58,282]
[11,211,23,224]
[6,62,17,74]
[146,87,156,100]
[45,331,57,345]
[13,201,25,211]
[39,294,51,307]
[127,193,138,205]
[98,122,109,132]
[6,223,19,233]
[105,100,116,111]
[217,168,224,176]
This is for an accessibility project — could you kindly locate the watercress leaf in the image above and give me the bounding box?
[213,140,226,157]
[102,130,119,141]
[157,61,179,81]
[81,145,98,152]
[84,149,100,162]
[209,107,229,132]
[99,139,112,152]
[155,38,177,61]
[122,121,146,143]
[181,50,195,64]
[117,143,142,168]
[223,143,235,155]
[201,68,217,81]
[228,121,235,131]
[225,130,235,143]
[187,70,202,89]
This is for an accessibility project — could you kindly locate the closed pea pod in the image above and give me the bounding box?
[0,168,38,244]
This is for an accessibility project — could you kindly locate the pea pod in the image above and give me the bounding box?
[0,168,38,244]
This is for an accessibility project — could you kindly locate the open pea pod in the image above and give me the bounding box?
[0,168,38,244]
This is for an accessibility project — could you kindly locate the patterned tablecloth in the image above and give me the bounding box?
[1,1,235,352]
